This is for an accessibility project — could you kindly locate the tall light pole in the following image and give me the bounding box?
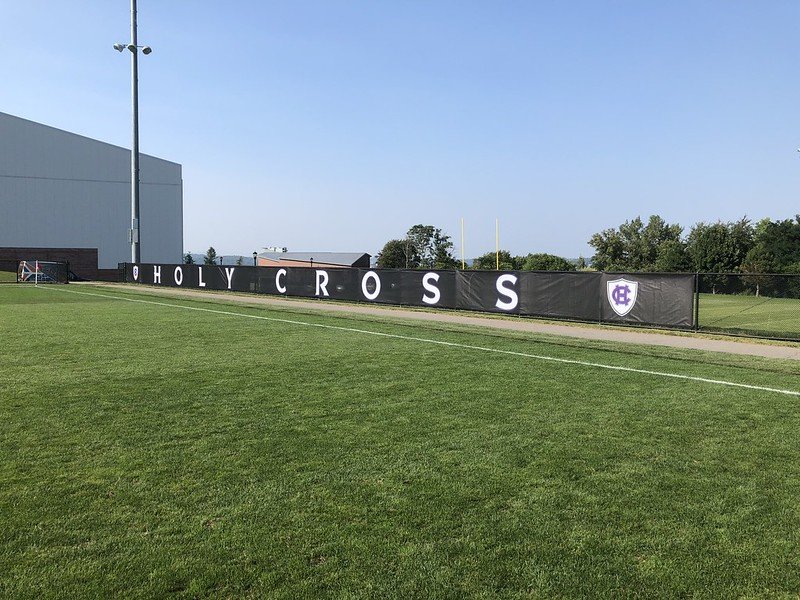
[114,0,151,264]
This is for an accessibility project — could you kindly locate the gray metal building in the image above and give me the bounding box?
[0,112,182,278]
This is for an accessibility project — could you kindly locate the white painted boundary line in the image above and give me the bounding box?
[42,286,800,397]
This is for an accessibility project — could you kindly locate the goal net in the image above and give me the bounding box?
[16,261,69,284]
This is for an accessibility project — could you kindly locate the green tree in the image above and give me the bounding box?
[625,215,684,271]
[183,252,195,264]
[589,215,685,271]
[406,224,457,269]
[406,225,436,267]
[235,256,244,266]
[377,239,420,269]
[686,218,754,273]
[431,229,458,269]
[472,250,518,270]
[743,216,800,273]
[520,253,576,271]
[653,239,689,272]
[204,247,218,265]
[588,228,625,271]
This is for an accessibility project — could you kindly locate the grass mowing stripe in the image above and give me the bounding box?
[41,285,800,398]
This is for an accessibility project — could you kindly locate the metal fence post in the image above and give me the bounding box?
[693,273,700,331]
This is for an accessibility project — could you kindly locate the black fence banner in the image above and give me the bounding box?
[122,264,696,328]
[601,273,695,328]
[519,272,601,320]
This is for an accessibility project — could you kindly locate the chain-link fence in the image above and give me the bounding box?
[697,273,800,340]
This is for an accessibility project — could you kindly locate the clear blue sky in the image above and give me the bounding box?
[3,1,799,259]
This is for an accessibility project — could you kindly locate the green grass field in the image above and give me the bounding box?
[0,269,16,283]
[2,284,800,598]
[699,293,800,338]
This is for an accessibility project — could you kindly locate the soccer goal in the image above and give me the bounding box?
[16,261,69,284]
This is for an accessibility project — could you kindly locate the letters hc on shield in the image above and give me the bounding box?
[606,278,638,317]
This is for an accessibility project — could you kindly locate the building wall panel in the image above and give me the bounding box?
[0,112,182,269]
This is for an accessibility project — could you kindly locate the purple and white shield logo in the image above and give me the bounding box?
[132,265,139,281]
[607,278,638,316]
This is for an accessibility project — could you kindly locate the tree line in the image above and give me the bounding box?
[377,224,577,271]
[189,214,799,275]
[589,214,800,274]
[377,215,800,274]
[183,248,245,265]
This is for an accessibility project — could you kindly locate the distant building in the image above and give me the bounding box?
[257,251,370,269]
[0,112,182,280]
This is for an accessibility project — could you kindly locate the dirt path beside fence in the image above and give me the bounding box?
[91,282,800,361]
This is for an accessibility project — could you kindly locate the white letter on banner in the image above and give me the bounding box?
[495,274,518,311]
[174,266,183,286]
[153,265,161,284]
[198,267,206,287]
[316,270,330,297]
[276,269,287,294]
[225,267,235,290]
[361,271,381,301]
[422,272,441,305]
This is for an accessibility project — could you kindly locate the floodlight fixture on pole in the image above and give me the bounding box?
[113,0,152,264]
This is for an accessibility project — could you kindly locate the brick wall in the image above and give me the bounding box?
[0,247,101,280]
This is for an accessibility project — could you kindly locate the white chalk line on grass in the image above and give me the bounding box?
[39,286,800,398]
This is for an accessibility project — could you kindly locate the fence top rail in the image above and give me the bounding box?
[698,272,800,277]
